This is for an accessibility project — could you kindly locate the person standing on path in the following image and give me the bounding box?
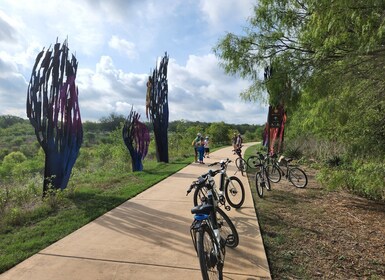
[232,132,237,150]
[192,133,202,163]
[204,136,210,158]
[198,137,205,164]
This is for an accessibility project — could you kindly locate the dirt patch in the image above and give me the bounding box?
[250,168,385,279]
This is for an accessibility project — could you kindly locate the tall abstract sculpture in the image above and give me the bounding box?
[263,65,287,155]
[27,39,83,195]
[147,52,169,163]
[122,108,150,171]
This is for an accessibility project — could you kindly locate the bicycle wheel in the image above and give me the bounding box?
[266,164,281,183]
[235,157,247,176]
[247,156,261,169]
[224,176,245,209]
[262,167,271,191]
[216,207,239,248]
[288,167,308,188]
[197,225,223,280]
[193,185,209,206]
[255,170,264,198]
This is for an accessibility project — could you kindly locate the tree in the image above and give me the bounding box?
[214,0,385,156]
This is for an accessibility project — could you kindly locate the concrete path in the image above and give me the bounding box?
[0,143,271,280]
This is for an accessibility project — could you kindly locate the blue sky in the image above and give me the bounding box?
[0,0,268,124]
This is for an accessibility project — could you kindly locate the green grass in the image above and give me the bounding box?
[0,156,193,273]
[245,144,313,279]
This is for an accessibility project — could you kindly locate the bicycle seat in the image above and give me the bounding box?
[191,203,213,215]
[286,157,294,163]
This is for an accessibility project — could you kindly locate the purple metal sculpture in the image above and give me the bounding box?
[122,108,150,171]
[27,39,83,195]
[147,52,169,163]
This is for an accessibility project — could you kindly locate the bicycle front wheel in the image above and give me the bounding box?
[216,207,239,248]
[193,185,209,206]
[224,176,245,209]
[289,167,308,188]
[197,225,223,280]
[255,170,264,198]
[235,157,247,176]
[266,164,281,183]
[262,167,271,191]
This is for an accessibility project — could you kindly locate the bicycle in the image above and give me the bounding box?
[193,158,245,209]
[234,146,266,175]
[233,146,247,176]
[187,176,239,279]
[254,158,271,198]
[266,154,308,188]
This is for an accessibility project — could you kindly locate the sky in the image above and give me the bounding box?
[0,0,268,125]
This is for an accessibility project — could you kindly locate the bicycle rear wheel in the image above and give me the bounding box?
[197,225,223,280]
[216,207,239,248]
[247,156,261,169]
[224,176,245,209]
[235,157,247,176]
[266,164,281,183]
[289,167,308,188]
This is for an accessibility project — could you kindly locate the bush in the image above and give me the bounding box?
[317,160,385,200]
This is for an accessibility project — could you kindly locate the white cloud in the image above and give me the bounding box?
[108,35,137,59]
[198,0,254,31]
[0,0,267,125]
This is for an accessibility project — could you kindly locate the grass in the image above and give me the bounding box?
[0,156,193,273]
[244,144,313,279]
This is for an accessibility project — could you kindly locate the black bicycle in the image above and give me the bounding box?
[254,161,271,198]
[234,146,266,175]
[187,174,239,248]
[193,159,245,209]
[266,154,308,188]
[187,176,239,279]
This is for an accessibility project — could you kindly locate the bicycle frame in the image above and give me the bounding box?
[190,189,225,263]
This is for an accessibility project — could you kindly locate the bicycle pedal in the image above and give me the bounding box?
[226,234,235,244]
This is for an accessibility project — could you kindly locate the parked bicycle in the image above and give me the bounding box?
[187,175,239,279]
[254,156,271,198]
[266,154,308,188]
[234,146,266,175]
[193,158,245,209]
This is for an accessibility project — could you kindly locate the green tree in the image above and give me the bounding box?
[214,0,385,156]
[206,122,231,146]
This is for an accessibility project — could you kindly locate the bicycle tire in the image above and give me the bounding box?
[193,185,209,206]
[262,167,271,191]
[247,155,261,169]
[224,176,245,209]
[216,207,239,248]
[197,225,223,280]
[288,167,308,188]
[235,157,247,176]
[255,170,264,198]
[266,164,281,183]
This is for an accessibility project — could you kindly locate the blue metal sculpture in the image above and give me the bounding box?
[27,39,83,195]
[122,108,150,171]
[148,52,169,163]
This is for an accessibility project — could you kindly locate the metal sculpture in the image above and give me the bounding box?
[27,39,83,195]
[147,52,169,163]
[264,65,287,155]
[122,108,150,171]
